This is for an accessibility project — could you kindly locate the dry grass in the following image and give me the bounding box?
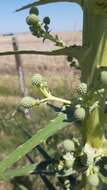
[0,32,82,75]
[0,32,81,100]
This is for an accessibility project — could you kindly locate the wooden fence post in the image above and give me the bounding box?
[12,36,28,97]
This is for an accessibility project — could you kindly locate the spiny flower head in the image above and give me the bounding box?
[32,74,44,87]
[43,17,51,25]
[63,139,75,152]
[77,82,88,96]
[21,96,40,109]
[26,14,39,25]
[29,6,39,15]
[74,105,86,121]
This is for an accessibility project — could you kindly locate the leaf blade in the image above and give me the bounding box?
[16,0,68,12]
[0,113,69,176]
[16,0,81,12]
[1,163,37,180]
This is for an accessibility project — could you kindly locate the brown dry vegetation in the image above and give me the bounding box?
[0,32,82,98]
[0,32,82,74]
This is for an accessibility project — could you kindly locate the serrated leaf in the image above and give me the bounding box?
[0,113,69,176]
[1,163,37,180]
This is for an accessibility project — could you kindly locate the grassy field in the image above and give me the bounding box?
[0,32,81,190]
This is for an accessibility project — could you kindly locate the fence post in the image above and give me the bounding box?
[12,36,28,97]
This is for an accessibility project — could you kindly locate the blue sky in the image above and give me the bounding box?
[0,1,83,34]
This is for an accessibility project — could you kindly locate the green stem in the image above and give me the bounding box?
[43,33,65,47]
[1,164,37,180]
[81,0,107,148]
[82,0,107,86]
[40,96,71,105]
[48,95,71,104]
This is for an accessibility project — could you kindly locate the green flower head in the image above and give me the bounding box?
[26,14,39,25]
[21,96,40,109]
[77,83,88,96]
[32,74,43,87]
[29,6,39,15]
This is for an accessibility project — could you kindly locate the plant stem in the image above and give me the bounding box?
[40,96,71,105]
[48,95,71,105]
[81,0,107,148]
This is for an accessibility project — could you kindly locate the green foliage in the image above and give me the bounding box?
[0,112,69,176]
[1,164,37,180]
[16,0,80,12]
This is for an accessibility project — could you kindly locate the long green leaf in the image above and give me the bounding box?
[0,46,82,60]
[0,113,69,176]
[16,0,81,12]
[1,164,37,180]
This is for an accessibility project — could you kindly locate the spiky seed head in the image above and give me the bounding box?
[63,139,75,152]
[32,74,43,87]
[87,174,99,187]
[63,152,75,169]
[43,17,51,25]
[26,14,39,25]
[100,70,107,86]
[21,96,39,109]
[77,83,88,96]
[29,6,39,15]
[74,105,86,121]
